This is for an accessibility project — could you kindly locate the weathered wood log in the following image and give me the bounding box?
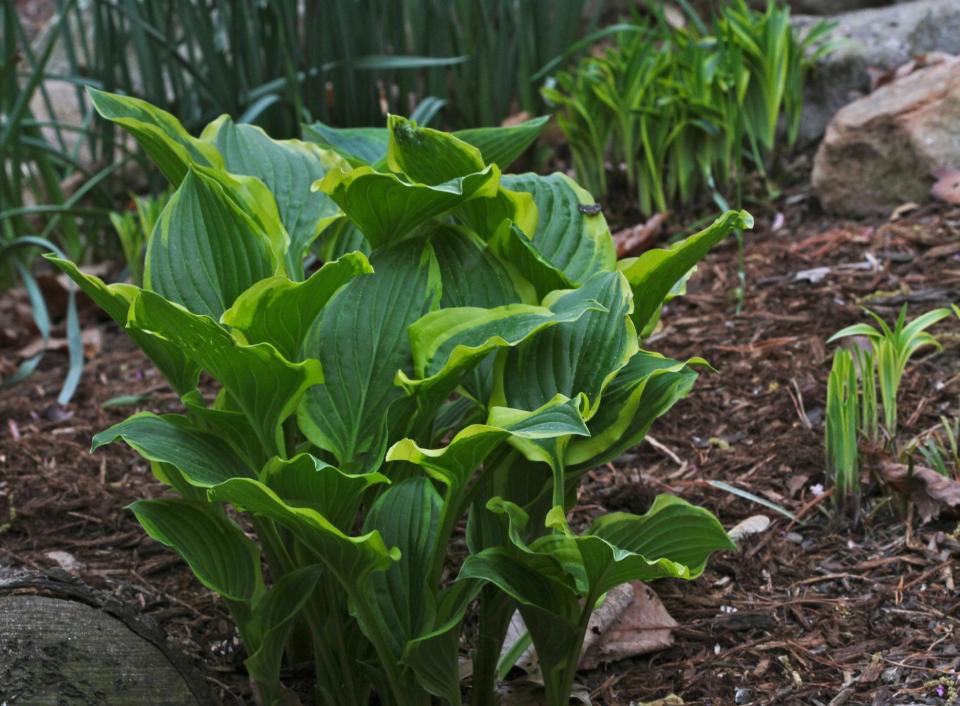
[0,567,211,705]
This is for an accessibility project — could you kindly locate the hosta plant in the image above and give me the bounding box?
[52,88,748,706]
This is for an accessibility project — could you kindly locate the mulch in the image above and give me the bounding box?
[2,191,960,705]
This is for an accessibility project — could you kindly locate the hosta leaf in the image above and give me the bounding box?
[403,579,482,705]
[387,115,486,185]
[567,351,706,470]
[619,209,752,331]
[93,412,254,486]
[315,216,371,261]
[44,256,199,395]
[456,187,538,240]
[146,169,281,319]
[130,498,263,603]
[208,478,397,591]
[454,116,550,170]
[362,477,442,660]
[262,453,388,531]
[587,495,736,586]
[182,391,268,472]
[131,291,323,457]
[302,122,389,167]
[488,221,573,301]
[205,116,343,276]
[222,251,373,361]
[496,270,637,419]
[297,242,440,471]
[245,565,324,704]
[314,164,499,249]
[398,279,605,413]
[388,395,590,500]
[88,87,223,184]
[429,225,527,309]
[502,173,616,285]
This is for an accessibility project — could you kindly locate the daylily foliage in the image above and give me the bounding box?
[53,88,749,706]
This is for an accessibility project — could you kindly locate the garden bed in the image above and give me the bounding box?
[2,193,959,706]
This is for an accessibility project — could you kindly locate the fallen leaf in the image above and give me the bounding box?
[635,697,683,706]
[879,462,960,522]
[580,582,677,669]
[16,327,102,360]
[786,474,810,498]
[728,514,771,543]
[614,212,669,258]
[931,167,960,205]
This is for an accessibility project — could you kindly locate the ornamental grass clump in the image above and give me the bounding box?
[52,88,748,706]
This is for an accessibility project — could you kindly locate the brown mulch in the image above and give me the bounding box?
[2,195,960,706]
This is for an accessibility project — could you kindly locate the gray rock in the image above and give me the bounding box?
[812,57,960,216]
[795,0,960,144]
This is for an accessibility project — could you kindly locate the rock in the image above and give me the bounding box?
[812,58,960,216]
[774,0,894,14]
[795,0,960,144]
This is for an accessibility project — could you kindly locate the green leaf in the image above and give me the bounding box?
[43,256,200,395]
[567,351,705,470]
[387,115,486,185]
[205,116,344,276]
[182,391,268,474]
[362,477,443,661]
[88,87,223,185]
[93,412,255,486]
[245,565,324,704]
[487,221,573,301]
[208,478,396,592]
[146,169,281,319]
[131,291,323,457]
[222,251,373,361]
[130,498,263,603]
[454,116,550,170]
[297,242,440,470]
[314,164,500,249]
[501,173,616,285]
[430,225,527,309]
[403,579,482,706]
[262,453,388,531]
[398,277,605,413]
[302,122,389,167]
[456,187,538,241]
[619,209,752,331]
[388,395,590,501]
[586,495,736,586]
[496,270,637,419]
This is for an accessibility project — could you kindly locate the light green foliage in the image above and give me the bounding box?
[52,89,748,706]
[543,1,833,215]
[830,305,952,441]
[825,349,860,510]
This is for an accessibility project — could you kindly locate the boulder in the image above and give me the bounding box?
[794,0,960,144]
[812,57,960,216]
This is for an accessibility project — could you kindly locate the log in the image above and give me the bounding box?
[0,568,211,705]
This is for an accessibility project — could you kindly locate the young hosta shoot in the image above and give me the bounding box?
[51,88,749,706]
[829,305,951,442]
[825,348,860,510]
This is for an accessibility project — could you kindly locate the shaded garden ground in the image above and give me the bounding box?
[2,191,959,705]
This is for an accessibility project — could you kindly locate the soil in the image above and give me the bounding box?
[2,188,960,705]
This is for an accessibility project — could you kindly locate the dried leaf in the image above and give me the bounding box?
[614,212,669,258]
[879,462,960,522]
[728,514,771,543]
[580,582,677,669]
